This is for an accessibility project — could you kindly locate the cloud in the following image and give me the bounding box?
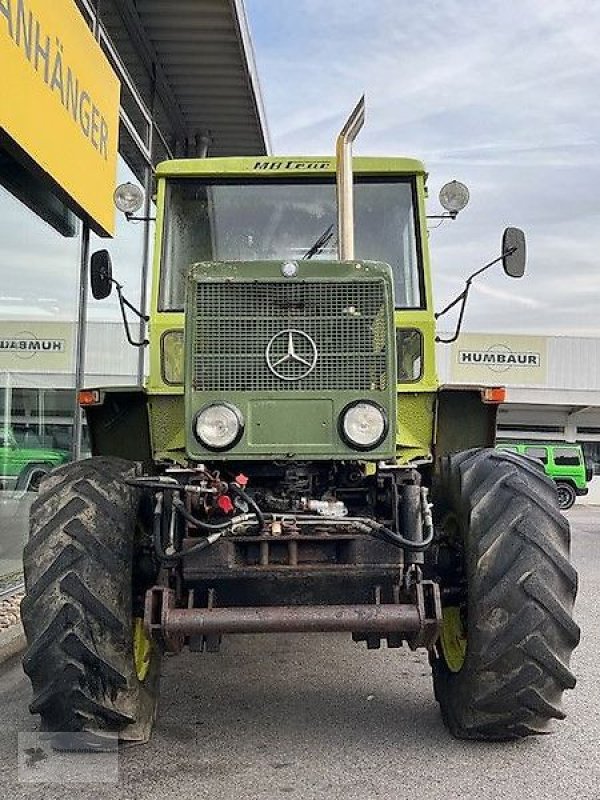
[247,0,600,336]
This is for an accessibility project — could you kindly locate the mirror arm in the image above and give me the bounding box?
[114,282,149,348]
[435,287,467,320]
[466,252,506,282]
[435,246,518,344]
[436,283,472,344]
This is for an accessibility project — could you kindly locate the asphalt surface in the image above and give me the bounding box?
[0,506,598,799]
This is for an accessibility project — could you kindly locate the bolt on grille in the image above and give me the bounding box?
[192,280,389,392]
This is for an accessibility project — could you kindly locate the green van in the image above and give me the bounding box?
[496,441,591,509]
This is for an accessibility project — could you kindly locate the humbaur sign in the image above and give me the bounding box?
[0,322,73,371]
[0,334,66,359]
[458,345,541,371]
[451,334,547,385]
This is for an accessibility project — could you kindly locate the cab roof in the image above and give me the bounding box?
[155,156,427,178]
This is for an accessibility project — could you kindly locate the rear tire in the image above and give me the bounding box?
[556,481,576,510]
[432,448,579,740]
[21,457,160,747]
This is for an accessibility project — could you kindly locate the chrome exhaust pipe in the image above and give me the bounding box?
[336,94,365,261]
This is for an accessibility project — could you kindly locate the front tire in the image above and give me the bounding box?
[21,457,160,747]
[432,448,580,740]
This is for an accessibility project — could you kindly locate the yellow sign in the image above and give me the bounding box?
[0,321,73,373]
[450,333,547,386]
[0,0,120,235]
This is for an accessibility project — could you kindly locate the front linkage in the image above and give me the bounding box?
[131,465,442,655]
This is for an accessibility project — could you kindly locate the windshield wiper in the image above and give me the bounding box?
[302,224,335,260]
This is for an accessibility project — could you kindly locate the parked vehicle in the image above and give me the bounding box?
[0,428,70,492]
[496,442,590,509]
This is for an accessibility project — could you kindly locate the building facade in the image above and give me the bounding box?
[0,0,269,580]
[437,332,600,468]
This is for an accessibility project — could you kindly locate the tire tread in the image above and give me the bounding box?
[21,457,151,738]
[433,447,579,740]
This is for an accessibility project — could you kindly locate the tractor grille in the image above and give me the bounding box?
[192,280,389,392]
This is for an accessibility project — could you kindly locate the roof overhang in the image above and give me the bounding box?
[101,0,270,157]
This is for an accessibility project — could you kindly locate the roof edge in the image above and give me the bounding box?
[156,155,427,176]
[230,0,272,155]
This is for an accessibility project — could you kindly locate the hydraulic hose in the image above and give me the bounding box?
[152,493,172,561]
[365,522,434,552]
[128,477,187,492]
[229,483,266,533]
[153,493,224,560]
[157,492,431,558]
[131,475,264,535]
[172,496,238,532]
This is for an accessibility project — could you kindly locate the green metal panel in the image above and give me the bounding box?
[397,392,435,463]
[148,394,185,460]
[156,156,427,179]
[184,259,397,461]
[249,400,333,446]
[145,390,434,465]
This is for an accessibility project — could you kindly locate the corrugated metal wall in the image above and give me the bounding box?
[437,334,600,392]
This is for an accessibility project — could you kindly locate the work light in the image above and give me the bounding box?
[439,180,470,215]
[113,182,144,214]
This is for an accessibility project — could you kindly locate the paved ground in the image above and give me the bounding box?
[0,491,32,577]
[0,506,598,799]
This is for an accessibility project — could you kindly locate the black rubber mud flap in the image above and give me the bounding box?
[21,457,160,748]
[432,448,580,740]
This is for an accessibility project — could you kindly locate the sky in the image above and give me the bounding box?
[1,0,599,338]
[245,0,600,335]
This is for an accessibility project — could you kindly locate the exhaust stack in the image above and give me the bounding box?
[336,95,365,261]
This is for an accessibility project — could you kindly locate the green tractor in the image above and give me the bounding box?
[21,99,579,746]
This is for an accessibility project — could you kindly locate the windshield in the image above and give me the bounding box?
[160,177,422,310]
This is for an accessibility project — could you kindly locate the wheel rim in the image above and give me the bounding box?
[132,618,152,682]
[29,471,45,492]
[439,606,467,673]
[557,486,572,508]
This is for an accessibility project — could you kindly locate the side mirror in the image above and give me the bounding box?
[502,227,526,278]
[90,250,113,300]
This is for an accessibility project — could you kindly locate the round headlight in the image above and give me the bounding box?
[194,403,243,451]
[340,401,387,450]
[113,182,144,214]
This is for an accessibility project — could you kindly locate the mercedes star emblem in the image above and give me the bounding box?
[265,329,318,381]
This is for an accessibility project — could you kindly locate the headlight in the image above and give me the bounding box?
[194,403,244,451]
[340,401,387,450]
